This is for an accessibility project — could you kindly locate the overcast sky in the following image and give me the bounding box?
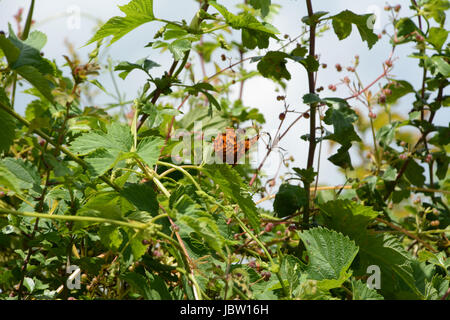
[1,1,448,208]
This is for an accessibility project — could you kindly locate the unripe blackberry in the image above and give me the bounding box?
[335,64,342,72]
[264,223,274,232]
[430,220,440,227]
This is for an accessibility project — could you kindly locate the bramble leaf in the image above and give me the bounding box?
[87,0,156,45]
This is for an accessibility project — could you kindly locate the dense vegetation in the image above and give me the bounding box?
[0,0,449,300]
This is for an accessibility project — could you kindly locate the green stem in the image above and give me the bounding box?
[157,161,203,192]
[0,208,154,231]
[22,0,36,40]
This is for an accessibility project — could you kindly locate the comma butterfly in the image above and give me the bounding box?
[212,128,259,165]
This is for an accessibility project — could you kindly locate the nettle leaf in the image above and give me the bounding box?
[299,227,359,290]
[209,0,278,49]
[87,0,156,45]
[330,10,379,49]
[205,165,260,231]
[273,183,308,218]
[115,58,160,80]
[249,0,271,18]
[351,279,384,300]
[0,88,16,154]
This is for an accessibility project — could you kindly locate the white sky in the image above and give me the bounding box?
[1,0,448,209]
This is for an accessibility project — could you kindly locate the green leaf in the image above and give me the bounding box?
[356,234,421,299]
[351,279,384,300]
[249,0,271,17]
[99,225,123,251]
[205,165,260,231]
[323,98,361,145]
[136,136,164,168]
[427,27,448,51]
[273,183,308,218]
[23,277,35,293]
[376,122,401,146]
[293,167,317,185]
[422,0,450,24]
[115,58,160,80]
[257,51,291,80]
[16,65,54,102]
[328,144,353,169]
[330,10,379,49]
[318,199,378,240]
[431,56,450,77]
[0,163,21,193]
[303,93,323,105]
[396,18,420,39]
[209,0,278,50]
[122,271,171,300]
[382,166,397,181]
[299,227,359,290]
[86,0,156,45]
[168,39,191,61]
[23,30,47,51]
[121,182,159,216]
[76,192,124,227]
[0,158,42,194]
[384,80,414,105]
[403,159,425,187]
[0,88,16,154]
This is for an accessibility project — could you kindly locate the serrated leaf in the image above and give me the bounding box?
[136,136,164,168]
[205,165,260,231]
[87,0,156,45]
[300,227,359,289]
[351,279,384,300]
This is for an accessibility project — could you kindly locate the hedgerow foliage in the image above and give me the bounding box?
[0,0,449,300]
